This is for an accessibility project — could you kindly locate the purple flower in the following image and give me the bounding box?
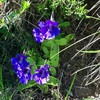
[11,54,33,84]
[33,64,50,84]
[32,20,60,43]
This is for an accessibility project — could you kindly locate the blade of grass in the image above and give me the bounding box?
[64,73,77,100]
[77,50,100,53]
[0,54,7,89]
[0,67,4,89]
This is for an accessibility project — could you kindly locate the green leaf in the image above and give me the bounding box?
[0,67,4,89]
[59,22,70,27]
[55,34,74,46]
[27,57,35,64]
[50,42,59,67]
[27,57,37,74]
[42,46,49,58]
[47,76,61,86]
[21,0,30,13]
[8,11,18,19]
[46,60,51,66]
[31,64,37,74]
[37,57,45,66]
[18,81,36,91]
[55,38,67,46]
[42,39,54,47]
[37,84,48,93]
[50,67,56,76]
[0,0,5,3]
[38,4,45,11]
[65,34,74,44]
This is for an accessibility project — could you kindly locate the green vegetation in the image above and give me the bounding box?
[0,0,100,99]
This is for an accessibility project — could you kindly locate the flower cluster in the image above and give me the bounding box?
[11,54,33,84]
[33,64,50,84]
[32,20,60,43]
[11,54,50,84]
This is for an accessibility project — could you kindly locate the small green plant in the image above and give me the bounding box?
[65,0,88,18]
[14,15,74,93]
[0,0,30,29]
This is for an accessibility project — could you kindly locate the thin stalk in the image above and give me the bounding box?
[64,73,77,100]
[86,16,100,20]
